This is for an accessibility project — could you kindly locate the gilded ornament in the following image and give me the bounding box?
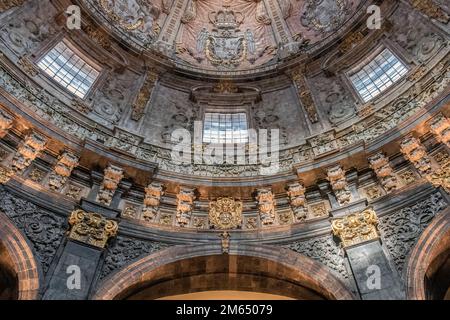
[209,197,243,230]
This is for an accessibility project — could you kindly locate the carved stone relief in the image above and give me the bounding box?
[0,0,58,56]
[285,235,349,279]
[0,189,66,273]
[100,235,169,279]
[389,3,446,63]
[308,72,356,125]
[378,192,447,274]
[91,68,140,126]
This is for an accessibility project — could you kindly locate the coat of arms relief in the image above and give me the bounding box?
[195,6,257,68]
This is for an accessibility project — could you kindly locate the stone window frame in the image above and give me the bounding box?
[31,33,107,101]
[342,40,412,106]
[199,105,252,147]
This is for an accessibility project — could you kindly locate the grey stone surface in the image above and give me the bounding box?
[346,241,404,300]
[43,241,103,300]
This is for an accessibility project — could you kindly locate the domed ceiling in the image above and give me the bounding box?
[84,0,362,71]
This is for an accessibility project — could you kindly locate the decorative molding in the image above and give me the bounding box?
[368,153,398,193]
[209,197,242,230]
[291,70,319,123]
[68,209,118,248]
[142,182,165,222]
[0,190,65,273]
[327,165,351,206]
[0,110,13,138]
[400,136,433,176]
[0,132,47,184]
[285,235,348,279]
[256,188,276,226]
[131,70,158,121]
[409,0,449,23]
[100,235,169,279]
[378,191,447,273]
[286,182,308,222]
[219,231,230,254]
[176,187,196,227]
[331,209,379,248]
[48,151,79,191]
[0,0,26,13]
[429,113,450,148]
[97,164,124,206]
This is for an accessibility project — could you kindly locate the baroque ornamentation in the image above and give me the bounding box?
[0,0,25,12]
[220,231,230,254]
[327,165,351,205]
[368,153,398,193]
[17,55,39,77]
[0,190,65,273]
[409,0,449,23]
[176,187,196,227]
[48,151,79,191]
[1,132,47,184]
[286,182,308,222]
[100,235,169,279]
[196,7,256,68]
[142,182,165,222]
[400,136,433,176]
[331,209,379,248]
[378,192,447,273]
[255,188,276,226]
[291,70,319,123]
[97,164,124,206]
[131,70,158,121]
[429,113,450,148]
[285,235,348,279]
[301,0,350,34]
[308,131,339,157]
[68,210,118,248]
[0,110,13,138]
[209,197,243,230]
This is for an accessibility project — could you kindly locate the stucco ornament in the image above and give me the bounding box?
[209,197,243,229]
[301,0,350,34]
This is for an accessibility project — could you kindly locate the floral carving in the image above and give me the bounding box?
[285,235,348,279]
[378,192,447,273]
[0,190,65,273]
[100,236,169,279]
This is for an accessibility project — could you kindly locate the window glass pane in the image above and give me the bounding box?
[37,41,100,99]
[203,113,248,144]
[350,49,408,102]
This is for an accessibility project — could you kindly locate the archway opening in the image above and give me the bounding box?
[109,254,336,300]
[0,241,19,300]
[424,249,450,300]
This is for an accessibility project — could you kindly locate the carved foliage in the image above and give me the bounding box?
[429,113,450,148]
[400,136,433,175]
[378,192,447,273]
[285,235,348,279]
[291,70,318,123]
[0,190,65,273]
[100,235,169,279]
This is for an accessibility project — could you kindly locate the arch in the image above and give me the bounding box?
[405,208,450,300]
[0,211,40,300]
[94,243,355,300]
